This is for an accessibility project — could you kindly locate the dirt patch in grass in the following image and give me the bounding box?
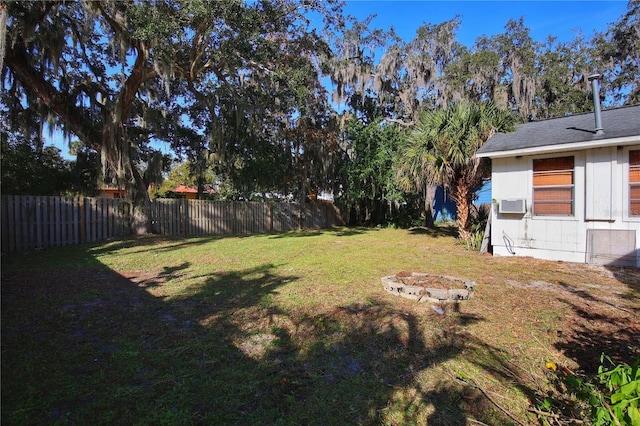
[2,230,639,425]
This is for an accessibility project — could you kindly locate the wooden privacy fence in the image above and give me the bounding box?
[1,196,343,253]
[1,196,131,253]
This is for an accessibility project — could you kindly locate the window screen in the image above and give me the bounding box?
[630,150,640,217]
[533,156,574,216]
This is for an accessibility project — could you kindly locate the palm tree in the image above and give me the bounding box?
[396,101,515,239]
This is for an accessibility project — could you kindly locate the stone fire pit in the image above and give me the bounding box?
[382,272,475,303]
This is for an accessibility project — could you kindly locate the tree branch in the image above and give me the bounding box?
[93,1,128,36]
[4,43,101,150]
[384,117,415,126]
[115,44,158,122]
[454,376,528,426]
[527,407,585,424]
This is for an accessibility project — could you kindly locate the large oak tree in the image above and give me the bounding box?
[2,0,343,233]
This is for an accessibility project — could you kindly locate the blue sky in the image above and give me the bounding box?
[343,1,628,47]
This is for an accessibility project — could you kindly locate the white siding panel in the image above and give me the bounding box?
[545,221,563,251]
[492,157,530,200]
[585,147,614,221]
[520,217,538,248]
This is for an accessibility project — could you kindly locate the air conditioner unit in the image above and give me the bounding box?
[499,199,526,214]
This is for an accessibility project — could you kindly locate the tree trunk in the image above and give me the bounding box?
[424,186,436,228]
[452,180,473,240]
[479,212,492,254]
[0,3,8,72]
[197,176,205,200]
[130,168,153,235]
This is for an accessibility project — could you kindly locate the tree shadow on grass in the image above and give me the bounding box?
[83,227,370,257]
[85,234,245,257]
[408,225,459,238]
[604,266,640,303]
[1,257,300,424]
[267,227,372,239]
[132,262,192,288]
[553,297,639,373]
[208,299,520,425]
[3,246,537,425]
[527,293,640,423]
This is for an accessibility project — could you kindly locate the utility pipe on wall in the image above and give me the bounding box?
[588,74,604,135]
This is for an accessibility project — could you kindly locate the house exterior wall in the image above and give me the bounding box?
[97,188,126,198]
[180,192,197,200]
[490,144,640,267]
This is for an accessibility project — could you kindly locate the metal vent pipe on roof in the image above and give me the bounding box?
[588,73,604,135]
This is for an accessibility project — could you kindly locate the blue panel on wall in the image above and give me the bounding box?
[433,186,457,221]
[432,181,492,222]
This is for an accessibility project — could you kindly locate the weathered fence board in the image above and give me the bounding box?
[1,196,342,253]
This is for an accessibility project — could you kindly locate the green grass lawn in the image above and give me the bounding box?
[2,227,639,425]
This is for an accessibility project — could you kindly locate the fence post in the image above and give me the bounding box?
[78,197,85,243]
[182,198,188,236]
[230,202,235,234]
[1,196,7,253]
[8,196,16,252]
[34,196,42,249]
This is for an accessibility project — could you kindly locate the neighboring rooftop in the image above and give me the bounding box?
[477,104,640,157]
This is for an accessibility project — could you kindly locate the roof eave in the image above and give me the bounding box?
[476,135,640,159]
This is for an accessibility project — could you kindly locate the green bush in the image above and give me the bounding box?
[464,231,484,251]
[537,355,640,425]
[461,203,490,251]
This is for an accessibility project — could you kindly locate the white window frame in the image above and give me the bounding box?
[623,146,640,222]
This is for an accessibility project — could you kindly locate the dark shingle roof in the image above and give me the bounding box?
[477,104,640,156]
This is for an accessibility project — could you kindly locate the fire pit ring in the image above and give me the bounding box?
[382,272,475,304]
